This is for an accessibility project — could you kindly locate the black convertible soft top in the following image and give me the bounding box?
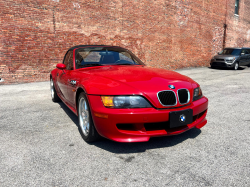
[68,45,116,51]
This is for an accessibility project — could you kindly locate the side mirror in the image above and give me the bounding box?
[56,63,66,70]
[217,52,220,55]
[241,53,245,56]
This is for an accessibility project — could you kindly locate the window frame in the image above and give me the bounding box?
[235,0,240,15]
[63,51,74,70]
[242,49,250,55]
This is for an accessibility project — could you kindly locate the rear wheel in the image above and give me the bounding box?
[78,92,100,142]
[50,78,61,102]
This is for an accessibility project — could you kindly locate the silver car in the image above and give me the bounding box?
[210,48,250,70]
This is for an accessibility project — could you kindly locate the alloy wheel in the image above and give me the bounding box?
[50,79,54,99]
[79,97,90,136]
[234,62,239,70]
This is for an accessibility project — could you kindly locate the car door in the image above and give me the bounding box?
[57,51,73,102]
[246,49,250,66]
[240,49,248,66]
[67,51,78,107]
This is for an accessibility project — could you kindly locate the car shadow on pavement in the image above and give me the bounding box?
[58,102,78,124]
[92,129,201,154]
[57,101,201,154]
[208,66,245,70]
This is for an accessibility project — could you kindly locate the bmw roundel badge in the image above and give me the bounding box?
[180,114,186,123]
[168,85,175,89]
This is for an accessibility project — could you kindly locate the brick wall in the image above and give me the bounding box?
[225,0,250,47]
[0,0,250,84]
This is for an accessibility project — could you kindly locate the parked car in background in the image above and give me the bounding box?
[50,45,208,143]
[210,47,250,70]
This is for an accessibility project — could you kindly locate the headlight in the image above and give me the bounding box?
[226,57,236,64]
[193,87,203,101]
[101,96,152,108]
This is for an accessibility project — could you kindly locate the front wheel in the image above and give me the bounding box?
[78,92,100,142]
[234,62,239,70]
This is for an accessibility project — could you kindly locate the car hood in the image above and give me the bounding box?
[75,65,197,108]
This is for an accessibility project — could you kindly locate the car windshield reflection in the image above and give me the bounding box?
[219,48,241,55]
[75,47,144,69]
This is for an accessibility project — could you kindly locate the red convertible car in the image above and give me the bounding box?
[50,45,208,142]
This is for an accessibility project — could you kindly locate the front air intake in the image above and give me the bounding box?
[157,91,177,106]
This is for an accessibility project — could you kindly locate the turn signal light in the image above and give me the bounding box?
[101,96,114,107]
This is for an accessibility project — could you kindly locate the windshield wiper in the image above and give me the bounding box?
[80,63,103,67]
[113,63,135,65]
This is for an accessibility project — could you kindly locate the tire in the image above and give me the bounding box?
[50,78,61,102]
[77,92,100,142]
[234,62,239,70]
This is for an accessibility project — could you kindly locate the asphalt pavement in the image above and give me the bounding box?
[0,66,250,186]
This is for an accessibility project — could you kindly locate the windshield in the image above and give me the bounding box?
[75,47,144,69]
[219,48,241,55]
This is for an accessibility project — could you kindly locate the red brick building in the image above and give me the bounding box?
[0,0,250,84]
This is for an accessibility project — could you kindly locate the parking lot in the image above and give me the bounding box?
[0,66,250,186]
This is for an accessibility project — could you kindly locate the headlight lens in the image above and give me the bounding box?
[101,96,152,108]
[226,57,236,64]
[193,87,203,101]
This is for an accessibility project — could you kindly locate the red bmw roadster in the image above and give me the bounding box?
[50,45,208,142]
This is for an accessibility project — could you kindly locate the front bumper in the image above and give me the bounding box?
[210,60,234,68]
[88,95,208,142]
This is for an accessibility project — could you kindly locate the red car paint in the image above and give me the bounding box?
[51,45,208,142]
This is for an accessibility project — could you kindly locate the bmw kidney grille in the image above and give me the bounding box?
[177,89,190,105]
[157,91,177,106]
[158,89,190,106]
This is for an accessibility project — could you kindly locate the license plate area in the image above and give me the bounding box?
[169,109,193,128]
